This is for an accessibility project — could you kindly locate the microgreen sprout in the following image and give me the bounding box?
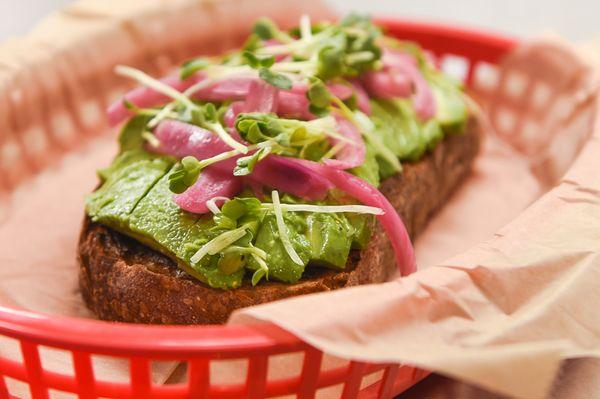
[168,141,275,194]
[180,58,210,80]
[141,131,160,148]
[190,225,249,264]
[199,192,385,284]
[271,190,304,266]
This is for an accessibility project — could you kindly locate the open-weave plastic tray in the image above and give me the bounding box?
[0,18,516,399]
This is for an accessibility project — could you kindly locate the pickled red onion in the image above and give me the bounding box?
[107,76,199,126]
[298,160,415,275]
[250,156,333,201]
[363,49,436,120]
[173,168,243,214]
[350,80,372,115]
[323,118,366,170]
[241,80,279,114]
[152,120,232,160]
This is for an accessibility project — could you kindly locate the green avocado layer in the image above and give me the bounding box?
[86,68,467,290]
[86,149,373,288]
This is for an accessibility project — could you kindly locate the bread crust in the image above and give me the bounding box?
[78,119,481,324]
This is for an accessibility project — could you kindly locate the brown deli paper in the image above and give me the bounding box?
[231,40,600,399]
[0,1,598,398]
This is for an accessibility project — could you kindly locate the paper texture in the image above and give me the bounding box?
[231,40,600,399]
[0,1,599,398]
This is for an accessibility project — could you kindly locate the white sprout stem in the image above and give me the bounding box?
[115,65,194,108]
[300,15,312,41]
[261,203,384,215]
[195,141,272,170]
[251,253,270,276]
[321,128,356,145]
[271,190,304,266]
[224,245,268,260]
[147,78,216,128]
[271,61,316,73]
[208,122,248,153]
[141,131,160,148]
[190,226,248,264]
[321,142,345,160]
[345,51,375,64]
[147,66,256,128]
[257,40,306,56]
[205,196,231,214]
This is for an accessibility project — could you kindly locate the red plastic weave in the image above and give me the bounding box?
[0,18,517,399]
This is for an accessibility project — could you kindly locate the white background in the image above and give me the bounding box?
[0,0,598,42]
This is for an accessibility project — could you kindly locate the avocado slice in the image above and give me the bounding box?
[129,167,245,289]
[250,214,311,283]
[306,213,354,269]
[86,155,173,230]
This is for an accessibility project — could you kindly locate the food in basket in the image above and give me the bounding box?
[78,14,480,324]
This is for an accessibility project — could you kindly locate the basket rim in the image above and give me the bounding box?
[0,17,517,354]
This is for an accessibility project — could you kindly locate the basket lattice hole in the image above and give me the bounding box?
[49,389,78,399]
[51,113,77,145]
[359,369,385,391]
[150,359,181,385]
[321,355,350,371]
[316,383,344,399]
[504,71,528,100]
[267,351,303,381]
[440,55,470,83]
[473,61,499,90]
[551,95,574,121]
[521,119,540,143]
[0,336,23,362]
[90,354,131,383]
[210,358,248,385]
[39,346,75,377]
[4,376,29,398]
[23,126,49,156]
[531,81,552,110]
[0,140,22,172]
[496,107,517,135]
[80,99,103,130]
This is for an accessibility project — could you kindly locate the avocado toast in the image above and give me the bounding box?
[78,15,480,324]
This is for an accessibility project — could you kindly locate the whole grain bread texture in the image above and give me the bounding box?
[78,118,481,325]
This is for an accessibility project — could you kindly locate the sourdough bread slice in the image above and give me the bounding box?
[78,118,481,325]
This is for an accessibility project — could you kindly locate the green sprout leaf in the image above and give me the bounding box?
[316,44,345,81]
[252,17,279,40]
[306,77,332,116]
[259,68,293,90]
[168,156,202,194]
[251,267,267,286]
[234,147,271,176]
[242,51,275,69]
[180,58,210,80]
[191,103,218,126]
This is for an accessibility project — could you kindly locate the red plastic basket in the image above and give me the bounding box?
[0,18,517,399]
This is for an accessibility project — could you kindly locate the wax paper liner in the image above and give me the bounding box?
[231,38,600,399]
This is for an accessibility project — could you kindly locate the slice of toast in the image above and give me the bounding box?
[77,118,480,325]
